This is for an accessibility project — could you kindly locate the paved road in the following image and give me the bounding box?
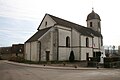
[0,61,120,80]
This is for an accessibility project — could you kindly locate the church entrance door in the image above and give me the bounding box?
[46,51,50,61]
[86,53,89,61]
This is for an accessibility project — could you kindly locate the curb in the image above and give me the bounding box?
[4,61,101,70]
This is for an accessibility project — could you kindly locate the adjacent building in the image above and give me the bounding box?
[0,46,12,59]
[12,44,24,57]
[0,44,24,59]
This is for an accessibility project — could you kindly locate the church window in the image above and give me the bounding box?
[86,38,89,47]
[90,22,92,27]
[45,21,47,27]
[66,36,70,47]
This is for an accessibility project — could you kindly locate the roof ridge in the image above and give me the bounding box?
[38,26,52,31]
[25,27,52,43]
[47,14,84,27]
[47,14,102,37]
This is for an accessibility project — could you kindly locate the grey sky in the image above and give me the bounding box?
[0,0,120,46]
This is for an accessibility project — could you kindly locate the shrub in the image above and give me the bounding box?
[69,51,75,62]
[0,57,2,60]
[9,56,25,63]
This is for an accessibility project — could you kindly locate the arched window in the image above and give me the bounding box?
[45,21,47,27]
[90,22,92,27]
[66,36,70,47]
[86,38,89,47]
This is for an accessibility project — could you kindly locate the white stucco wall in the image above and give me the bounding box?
[72,48,80,60]
[80,35,93,60]
[99,37,102,48]
[51,27,58,61]
[30,41,38,61]
[93,36,103,52]
[57,25,72,61]
[25,41,39,61]
[25,43,30,60]
[71,29,80,60]
[25,28,55,62]
[58,26,71,46]
[59,48,71,61]
[81,35,92,47]
[39,15,56,30]
[81,48,93,60]
[89,37,93,47]
[72,29,79,46]
[40,31,52,61]
[87,19,101,32]
[93,36,99,48]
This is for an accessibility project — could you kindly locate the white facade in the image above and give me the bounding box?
[25,11,103,62]
[38,15,56,30]
[25,41,38,61]
[57,25,72,61]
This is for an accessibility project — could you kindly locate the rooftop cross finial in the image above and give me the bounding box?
[91,0,94,11]
[92,7,94,11]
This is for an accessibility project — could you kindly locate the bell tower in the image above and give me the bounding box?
[86,9,101,33]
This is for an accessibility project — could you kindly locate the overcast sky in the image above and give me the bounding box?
[0,0,120,47]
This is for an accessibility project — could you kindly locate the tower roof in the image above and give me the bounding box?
[86,10,101,21]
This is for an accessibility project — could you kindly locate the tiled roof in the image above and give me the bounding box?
[48,14,102,37]
[25,27,51,42]
[26,14,102,43]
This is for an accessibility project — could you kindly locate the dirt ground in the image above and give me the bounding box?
[0,60,120,80]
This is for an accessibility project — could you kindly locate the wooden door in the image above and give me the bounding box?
[86,53,89,61]
[46,51,50,61]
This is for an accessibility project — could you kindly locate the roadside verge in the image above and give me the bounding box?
[4,60,102,70]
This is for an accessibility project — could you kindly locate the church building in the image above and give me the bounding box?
[25,10,103,62]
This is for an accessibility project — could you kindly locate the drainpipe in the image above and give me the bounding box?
[57,28,59,61]
[30,42,31,61]
[98,37,100,52]
[79,33,81,60]
[38,41,41,62]
[92,37,94,55]
[71,28,73,51]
